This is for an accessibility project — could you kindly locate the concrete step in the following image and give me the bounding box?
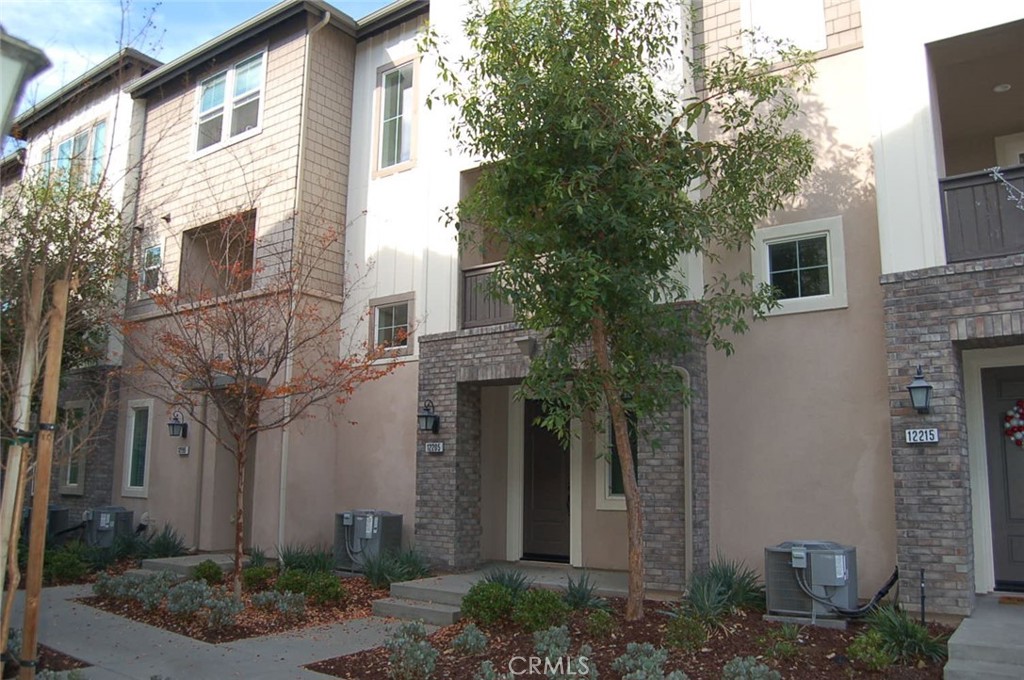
[948,629,1024,666]
[372,597,461,626]
[944,659,1024,680]
[139,553,247,577]
[390,579,469,607]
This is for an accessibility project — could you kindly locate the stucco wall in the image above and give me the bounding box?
[706,47,897,596]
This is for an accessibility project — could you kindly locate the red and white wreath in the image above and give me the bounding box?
[1006,400,1024,448]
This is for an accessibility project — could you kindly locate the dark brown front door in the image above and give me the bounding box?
[982,366,1024,590]
[522,399,570,561]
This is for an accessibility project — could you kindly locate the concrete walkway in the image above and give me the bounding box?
[8,585,416,680]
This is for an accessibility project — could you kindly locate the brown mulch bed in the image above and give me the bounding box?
[306,600,951,679]
[78,575,389,643]
[2,644,90,679]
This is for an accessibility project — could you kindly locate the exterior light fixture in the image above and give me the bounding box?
[417,400,440,434]
[906,366,933,414]
[0,27,50,137]
[167,411,189,438]
[992,83,1012,94]
[514,336,536,358]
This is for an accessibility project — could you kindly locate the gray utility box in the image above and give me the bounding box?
[83,506,134,548]
[21,505,71,545]
[333,510,402,572]
[765,540,858,619]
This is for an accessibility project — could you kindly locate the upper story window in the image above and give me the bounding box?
[377,61,415,172]
[141,245,162,293]
[741,0,827,58]
[370,293,414,356]
[45,119,107,184]
[751,216,848,316]
[196,52,265,153]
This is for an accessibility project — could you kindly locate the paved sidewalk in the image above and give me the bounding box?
[9,585,414,680]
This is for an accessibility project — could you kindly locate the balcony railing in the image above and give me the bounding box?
[940,165,1024,263]
[461,263,515,329]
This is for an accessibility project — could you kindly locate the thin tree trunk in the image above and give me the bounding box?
[0,450,30,676]
[233,436,247,600]
[591,315,645,621]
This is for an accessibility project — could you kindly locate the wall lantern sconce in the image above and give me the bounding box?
[514,336,537,359]
[906,366,933,414]
[417,400,441,434]
[167,411,189,438]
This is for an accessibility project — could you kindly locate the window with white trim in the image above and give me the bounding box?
[45,119,107,184]
[751,216,847,316]
[377,61,414,170]
[370,293,414,356]
[59,402,87,496]
[196,52,265,152]
[595,411,638,511]
[123,401,152,496]
[141,245,162,293]
[741,0,827,58]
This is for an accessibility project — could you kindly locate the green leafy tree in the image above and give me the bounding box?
[425,0,815,620]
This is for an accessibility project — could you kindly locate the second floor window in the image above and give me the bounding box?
[46,119,107,184]
[141,245,162,293]
[197,53,264,152]
[379,62,414,169]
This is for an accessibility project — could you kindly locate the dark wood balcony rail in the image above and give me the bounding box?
[461,263,515,329]
[940,165,1024,263]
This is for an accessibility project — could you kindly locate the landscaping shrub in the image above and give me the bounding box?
[384,621,438,680]
[275,569,311,595]
[563,571,609,611]
[254,590,307,619]
[461,581,515,625]
[532,625,570,659]
[148,525,188,558]
[192,559,224,586]
[6,627,22,659]
[482,567,531,600]
[664,613,707,653]
[241,565,276,592]
[305,571,348,606]
[362,549,432,589]
[673,571,732,632]
[585,609,617,637]
[278,542,333,573]
[721,656,780,680]
[862,605,947,664]
[166,580,212,617]
[758,623,801,660]
[205,589,244,630]
[511,588,569,632]
[43,547,88,585]
[112,532,152,561]
[450,623,488,655]
[135,572,177,611]
[611,642,688,680]
[247,545,268,568]
[473,660,513,680]
[704,555,765,611]
[847,629,893,671]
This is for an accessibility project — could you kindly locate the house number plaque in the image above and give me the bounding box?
[425,442,444,454]
[905,428,939,444]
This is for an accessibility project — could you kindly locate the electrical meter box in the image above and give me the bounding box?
[334,510,402,572]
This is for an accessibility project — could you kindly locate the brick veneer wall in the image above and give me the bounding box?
[49,367,120,526]
[416,314,709,590]
[881,253,1024,615]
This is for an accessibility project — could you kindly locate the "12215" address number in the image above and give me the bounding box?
[905,428,939,444]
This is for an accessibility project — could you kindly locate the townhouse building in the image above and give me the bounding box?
[11,0,1019,621]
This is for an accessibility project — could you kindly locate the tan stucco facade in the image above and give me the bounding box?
[707,47,896,594]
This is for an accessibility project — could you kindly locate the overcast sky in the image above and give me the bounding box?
[1,0,395,111]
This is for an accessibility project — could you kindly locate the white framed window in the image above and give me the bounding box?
[741,0,827,58]
[122,400,153,497]
[48,119,107,184]
[370,292,414,356]
[751,216,847,316]
[195,51,265,153]
[59,401,87,496]
[376,60,415,173]
[141,245,162,293]
[595,411,638,512]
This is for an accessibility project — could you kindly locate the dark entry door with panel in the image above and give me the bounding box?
[522,399,570,561]
[982,366,1024,590]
